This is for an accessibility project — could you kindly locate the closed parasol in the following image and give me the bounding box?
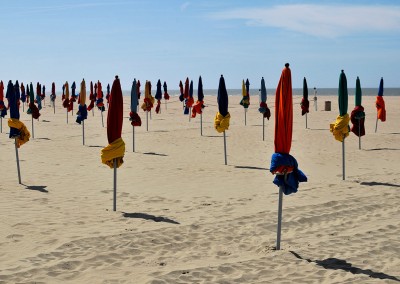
[350,77,365,149]
[375,77,386,132]
[155,79,162,114]
[215,75,230,165]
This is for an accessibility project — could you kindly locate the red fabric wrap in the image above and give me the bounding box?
[301,98,309,115]
[260,102,271,120]
[62,98,69,108]
[376,96,386,122]
[155,100,161,114]
[192,100,204,118]
[164,92,170,100]
[350,105,365,137]
[29,103,41,119]
[144,97,153,112]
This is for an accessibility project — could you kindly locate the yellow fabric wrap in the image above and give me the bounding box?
[330,114,350,142]
[214,112,231,133]
[101,137,126,168]
[8,118,31,147]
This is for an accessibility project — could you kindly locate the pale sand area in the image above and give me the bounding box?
[0,94,399,283]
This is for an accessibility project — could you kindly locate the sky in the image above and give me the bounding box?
[1,0,399,90]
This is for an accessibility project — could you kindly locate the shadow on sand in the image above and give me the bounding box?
[23,184,48,193]
[360,181,400,188]
[122,212,179,224]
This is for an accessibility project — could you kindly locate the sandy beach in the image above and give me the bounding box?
[0,93,399,283]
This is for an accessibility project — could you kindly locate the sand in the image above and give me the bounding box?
[0,93,399,283]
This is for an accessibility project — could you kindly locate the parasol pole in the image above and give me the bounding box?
[66,109,68,124]
[101,110,104,127]
[22,103,24,112]
[223,130,227,165]
[375,117,378,133]
[14,138,22,184]
[92,108,94,116]
[305,113,308,129]
[244,109,247,126]
[189,108,191,122]
[150,109,152,120]
[113,158,117,212]
[132,126,135,152]
[146,111,149,131]
[31,116,34,139]
[165,100,167,110]
[276,184,284,250]
[262,116,265,141]
[200,113,203,136]
[358,119,361,150]
[82,120,85,145]
[342,137,345,180]
[0,117,2,133]
[53,101,55,114]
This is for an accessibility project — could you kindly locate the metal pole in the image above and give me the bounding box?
[23,103,24,112]
[31,116,34,139]
[305,113,308,129]
[189,108,191,122]
[375,118,378,133]
[146,111,149,131]
[15,138,22,184]
[66,109,68,124]
[82,120,85,145]
[113,158,117,212]
[223,131,227,165]
[200,113,203,136]
[92,108,94,116]
[150,110,152,120]
[342,138,345,180]
[244,109,247,126]
[276,185,283,250]
[53,101,55,114]
[132,126,135,152]
[0,117,2,133]
[358,119,361,150]
[262,116,265,141]
[165,100,167,110]
[101,111,104,127]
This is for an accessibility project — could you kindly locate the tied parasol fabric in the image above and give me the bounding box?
[106,84,110,105]
[62,83,65,100]
[41,85,46,101]
[7,81,30,147]
[350,77,365,137]
[14,81,21,108]
[163,81,170,100]
[62,82,70,109]
[36,83,42,110]
[76,79,88,124]
[27,83,40,119]
[259,77,271,119]
[69,81,76,112]
[301,77,309,115]
[214,75,230,133]
[183,78,191,114]
[240,79,250,108]
[376,78,386,122]
[87,81,95,111]
[330,70,349,141]
[192,76,204,118]
[96,81,105,112]
[155,79,162,114]
[101,76,125,168]
[129,79,141,126]
[270,63,307,195]
[20,83,26,104]
[185,80,194,115]
[179,80,184,102]
[0,80,7,118]
[50,82,56,102]
[136,80,141,100]
[141,81,154,112]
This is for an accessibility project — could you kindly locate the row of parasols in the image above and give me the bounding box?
[0,65,388,250]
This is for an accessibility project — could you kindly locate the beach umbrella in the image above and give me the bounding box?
[258,77,271,141]
[183,78,190,115]
[163,81,169,110]
[140,81,154,131]
[27,83,40,138]
[63,82,70,123]
[330,70,350,180]
[155,79,162,114]
[214,75,230,165]
[36,83,42,111]
[270,63,307,250]
[129,79,141,152]
[87,81,95,115]
[136,80,141,101]
[375,77,386,132]
[106,83,110,108]
[192,76,205,135]
[240,79,250,125]
[69,81,77,115]
[76,79,88,145]
[50,82,56,114]
[14,81,21,116]
[7,80,31,184]
[350,77,365,149]
[62,83,65,100]
[0,81,6,133]
[179,80,184,102]
[301,77,310,129]
[41,85,46,103]
[185,80,194,120]
[313,87,318,111]
[20,83,26,112]
[101,76,125,211]
[96,81,105,127]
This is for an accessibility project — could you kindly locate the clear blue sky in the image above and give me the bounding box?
[1,0,399,90]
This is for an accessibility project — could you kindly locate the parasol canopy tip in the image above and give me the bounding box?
[341,69,344,73]
[115,75,119,80]
[285,63,290,68]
